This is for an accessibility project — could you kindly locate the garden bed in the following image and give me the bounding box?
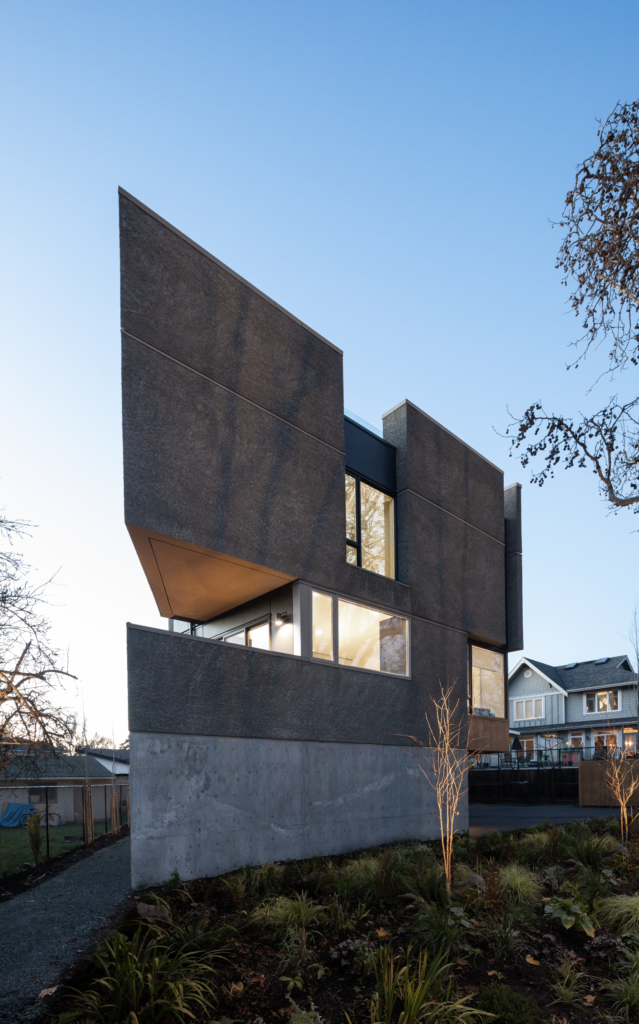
[44,817,639,1024]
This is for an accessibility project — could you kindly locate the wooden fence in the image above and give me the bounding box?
[578,760,639,807]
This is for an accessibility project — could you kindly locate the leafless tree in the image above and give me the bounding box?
[603,755,639,843]
[406,682,469,896]
[0,509,76,770]
[507,100,639,512]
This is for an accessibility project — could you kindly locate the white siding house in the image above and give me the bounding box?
[508,655,637,755]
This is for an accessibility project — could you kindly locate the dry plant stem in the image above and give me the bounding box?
[603,756,639,842]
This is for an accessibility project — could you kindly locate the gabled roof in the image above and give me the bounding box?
[510,655,635,694]
[0,753,113,781]
[75,746,130,765]
[508,657,567,694]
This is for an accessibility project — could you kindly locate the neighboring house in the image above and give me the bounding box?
[0,752,116,824]
[508,655,638,755]
[119,188,524,887]
[75,747,130,776]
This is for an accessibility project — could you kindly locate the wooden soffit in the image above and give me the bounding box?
[127,525,296,621]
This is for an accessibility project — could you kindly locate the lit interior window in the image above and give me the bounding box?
[312,591,334,661]
[247,621,270,650]
[224,630,246,645]
[338,598,407,675]
[471,646,505,718]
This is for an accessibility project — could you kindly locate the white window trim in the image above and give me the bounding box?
[583,689,622,715]
[512,694,546,721]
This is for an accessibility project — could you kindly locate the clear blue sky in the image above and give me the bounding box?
[2,1,639,741]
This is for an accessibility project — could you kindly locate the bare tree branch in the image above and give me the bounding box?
[507,100,639,512]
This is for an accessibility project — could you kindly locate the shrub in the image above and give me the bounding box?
[569,832,618,870]
[549,955,589,1006]
[477,983,542,1024]
[499,864,542,906]
[599,895,639,935]
[369,944,488,1024]
[399,855,448,909]
[484,914,520,961]
[412,903,475,959]
[606,970,639,1021]
[244,860,286,896]
[250,893,327,937]
[63,925,219,1023]
[544,897,595,937]
[332,856,379,904]
[27,810,42,865]
[578,866,615,902]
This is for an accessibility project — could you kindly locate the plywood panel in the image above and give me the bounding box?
[468,715,509,753]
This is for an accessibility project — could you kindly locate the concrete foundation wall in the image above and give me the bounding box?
[130,732,461,888]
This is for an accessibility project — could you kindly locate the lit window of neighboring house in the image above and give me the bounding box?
[568,733,584,749]
[585,690,619,713]
[594,729,617,751]
[515,697,543,720]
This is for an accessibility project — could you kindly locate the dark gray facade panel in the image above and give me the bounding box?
[344,417,397,492]
[403,491,506,645]
[122,337,344,579]
[119,194,344,452]
[127,620,467,747]
[504,483,522,555]
[504,482,523,652]
[505,552,524,652]
[383,402,505,543]
[123,338,413,611]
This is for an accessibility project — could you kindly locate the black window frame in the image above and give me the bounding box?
[345,468,398,581]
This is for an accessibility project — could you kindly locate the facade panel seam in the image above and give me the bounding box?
[122,329,346,456]
[401,488,505,546]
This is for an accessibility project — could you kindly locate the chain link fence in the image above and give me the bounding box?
[0,782,129,878]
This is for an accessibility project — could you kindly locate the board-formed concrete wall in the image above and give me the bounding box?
[130,732,459,888]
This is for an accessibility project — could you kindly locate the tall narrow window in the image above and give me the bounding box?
[345,473,395,579]
[469,645,505,718]
[312,591,334,661]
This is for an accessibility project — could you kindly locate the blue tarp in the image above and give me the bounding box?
[0,802,35,827]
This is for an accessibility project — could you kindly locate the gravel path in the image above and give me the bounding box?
[469,802,620,836]
[0,836,132,1023]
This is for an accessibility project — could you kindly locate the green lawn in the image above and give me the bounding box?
[0,818,116,877]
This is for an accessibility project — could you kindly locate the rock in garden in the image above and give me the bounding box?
[137,902,170,921]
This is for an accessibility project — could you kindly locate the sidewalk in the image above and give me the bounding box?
[469,803,619,837]
[0,836,132,1023]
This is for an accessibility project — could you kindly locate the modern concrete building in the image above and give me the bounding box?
[120,188,523,887]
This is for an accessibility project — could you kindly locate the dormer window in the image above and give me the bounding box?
[345,473,395,579]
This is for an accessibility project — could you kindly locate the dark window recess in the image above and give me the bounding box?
[344,417,396,493]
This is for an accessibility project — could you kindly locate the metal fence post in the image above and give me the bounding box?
[45,787,50,860]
